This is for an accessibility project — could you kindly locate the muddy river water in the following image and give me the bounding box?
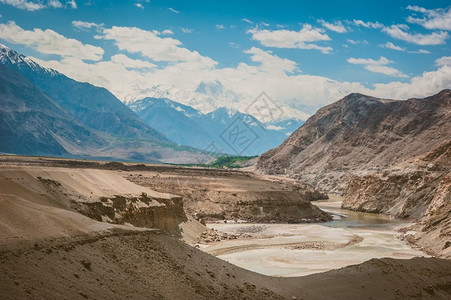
[201,196,427,277]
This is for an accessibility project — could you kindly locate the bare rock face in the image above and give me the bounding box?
[257,90,451,194]
[73,193,186,233]
[123,167,331,224]
[343,140,451,258]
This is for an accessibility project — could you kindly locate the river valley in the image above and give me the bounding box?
[201,195,427,277]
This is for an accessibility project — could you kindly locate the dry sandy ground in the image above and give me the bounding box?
[0,156,450,299]
[1,229,451,300]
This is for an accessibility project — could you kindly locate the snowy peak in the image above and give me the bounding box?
[0,43,60,77]
[129,97,202,119]
[195,80,224,96]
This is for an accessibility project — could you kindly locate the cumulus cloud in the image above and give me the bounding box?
[72,20,104,31]
[180,28,193,33]
[347,56,408,78]
[381,41,405,51]
[406,6,451,30]
[318,19,347,33]
[353,19,383,29]
[382,24,448,45]
[110,54,156,69]
[162,29,173,35]
[48,0,62,8]
[98,25,216,66]
[0,0,64,11]
[372,65,451,99]
[0,21,103,60]
[347,39,368,45]
[135,3,143,9]
[11,22,449,114]
[32,46,451,113]
[248,25,332,54]
[66,0,76,9]
[435,56,451,67]
[244,47,298,74]
[216,24,225,30]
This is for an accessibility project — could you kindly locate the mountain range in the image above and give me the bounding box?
[128,97,303,155]
[0,44,209,163]
[0,43,304,160]
[123,80,311,123]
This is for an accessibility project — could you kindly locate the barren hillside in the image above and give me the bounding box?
[257,90,451,194]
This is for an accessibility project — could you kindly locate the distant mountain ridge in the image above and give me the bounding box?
[256,90,451,193]
[124,80,311,123]
[0,44,210,163]
[0,44,167,143]
[129,97,304,155]
[0,63,106,157]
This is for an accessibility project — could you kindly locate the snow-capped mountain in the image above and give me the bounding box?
[125,80,311,124]
[0,43,211,163]
[129,97,305,156]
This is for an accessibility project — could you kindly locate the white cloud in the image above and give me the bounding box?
[408,49,430,54]
[244,47,298,74]
[168,7,179,14]
[318,19,347,33]
[31,46,451,114]
[162,29,173,35]
[347,56,408,78]
[0,21,103,60]
[48,0,62,8]
[216,24,225,30]
[241,18,253,24]
[382,24,448,45]
[110,54,156,69]
[99,25,216,66]
[381,41,405,51]
[435,56,451,67]
[353,19,383,29]
[14,23,449,116]
[248,25,332,54]
[180,28,193,33]
[135,3,143,9]
[347,39,368,45]
[0,0,66,11]
[406,6,451,30]
[72,20,104,31]
[372,65,451,99]
[66,0,76,9]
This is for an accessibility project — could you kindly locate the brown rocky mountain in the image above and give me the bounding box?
[257,89,450,258]
[344,140,450,258]
[256,89,451,194]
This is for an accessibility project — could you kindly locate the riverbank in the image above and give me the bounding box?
[199,196,427,277]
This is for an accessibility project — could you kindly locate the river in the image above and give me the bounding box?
[201,196,427,277]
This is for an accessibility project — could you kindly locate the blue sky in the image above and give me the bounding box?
[0,0,450,114]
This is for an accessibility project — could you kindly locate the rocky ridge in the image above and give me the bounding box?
[257,90,451,194]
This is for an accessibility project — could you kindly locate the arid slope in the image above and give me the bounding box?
[343,140,451,258]
[0,159,450,299]
[257,90,451,194]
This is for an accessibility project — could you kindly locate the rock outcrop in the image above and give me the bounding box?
[0,166,187,233]
[256,90,451,194]
[343,140,451,258]
[123,166,331,223]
